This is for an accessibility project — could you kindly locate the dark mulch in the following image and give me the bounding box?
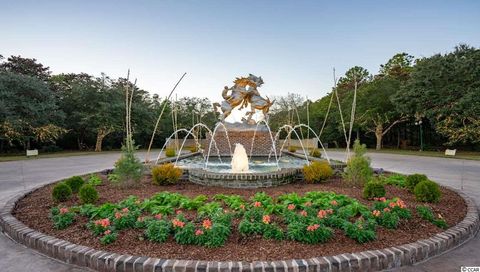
[13,174,466,262]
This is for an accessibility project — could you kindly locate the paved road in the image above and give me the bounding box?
[0,151,478,271]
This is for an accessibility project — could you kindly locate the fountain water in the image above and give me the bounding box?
[231,143,249,172]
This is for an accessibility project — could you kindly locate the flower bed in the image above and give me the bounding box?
[11,173,468,262]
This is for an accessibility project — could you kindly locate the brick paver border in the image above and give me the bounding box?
[1,180,478,272]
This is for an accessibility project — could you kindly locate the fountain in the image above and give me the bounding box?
[155,74,339,188]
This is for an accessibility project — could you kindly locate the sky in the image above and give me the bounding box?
[2,0,480,103]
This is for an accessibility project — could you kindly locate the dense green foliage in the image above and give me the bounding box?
[414,180,441,203]
[343,140,373,186]
[52,183,72,202]
[64,176,85,193]
[151,163,183,185]
[416,205,448,229]
[79,184,99,204]
[363,180,386,199]
[405,174,428,191]
[113,140,144,185]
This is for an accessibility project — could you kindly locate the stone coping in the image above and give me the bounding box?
[0,182,478,272]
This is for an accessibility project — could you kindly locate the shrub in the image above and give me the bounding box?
[100,231,117,245]
[343,220,376,243]
[107,173,119,183]
[64,176,85,193]
[52,183,72,202]
[79,184,99,204]
[377,210,400,229]
[287,221,333,244]
[343,140,373,187]
[382,174,406,188]
[363,180,386,199]
[87,174,102,186]
[113,143,144,185]
[303,161,333,183]
[152,163,183,185]
[406,174,428,191]
[288,146,297,152]
[50,207,75,229]
[188,146,198,153]
[309,149,321,158]
[165,148,176,157]
[263,223,284,240]
[414,180,441,203]
[145,219,171,242]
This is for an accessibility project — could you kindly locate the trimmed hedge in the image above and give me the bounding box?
[414,180,441,203]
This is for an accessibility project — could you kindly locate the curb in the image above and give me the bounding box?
[1,182,478,272]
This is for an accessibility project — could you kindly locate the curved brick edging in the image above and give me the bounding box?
[0,184,478,272]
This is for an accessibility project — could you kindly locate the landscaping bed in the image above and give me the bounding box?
[12,173,466,262]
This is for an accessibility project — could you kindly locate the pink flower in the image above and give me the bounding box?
[389,202,397,208]
[379,197,387,202]
[372,210,381,217]
[287,204,296,210]
[121,208,129,213]
[254,201,262,207]
[176,210,183,215]
[95,218,110,228]
[306,224,320,232]
[300,210,308,217]
[326,209,334,214]
[396,199,406,209]
[330,200,338,206]
[104,230,111,235]
[262,215,271,224]
[115,212,122,219]
[154,214,163,220]
[59,208,69,214]
[172,219,185,228]
[383,208,391,213]
[195,229,204,236]
[202,219,212,229]
[137,216,145,222]
[317,209,327,219]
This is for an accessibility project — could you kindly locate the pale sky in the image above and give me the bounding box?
[2,0,479,105]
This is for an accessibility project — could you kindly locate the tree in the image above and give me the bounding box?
[379,52,414,80]
[357,77,407,150]
[393,45,480,145]
[0,55,51,81]
[337,66,371,89]
[0,72,65,149]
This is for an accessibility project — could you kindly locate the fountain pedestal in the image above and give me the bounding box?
[205,122,277,156]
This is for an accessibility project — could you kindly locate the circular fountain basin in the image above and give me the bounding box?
[177,155,308,188]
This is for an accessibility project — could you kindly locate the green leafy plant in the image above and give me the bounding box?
[343,140,373,187]
[144,219,171,242]
[87,174,102,186]
[287,221,333,244]
[79,184,99,204]
[107,173,119,183]
[165,148,176,157]
[100,231,117,245]
[50,207,75,229]
[376,210,400,229]
[303,161,333,183]
[416,205,448,229]
[52,182,72,202]
[113,141,144,185]
[363,180,386,199]
[64,176,85,193]
[262,223,284,240]
[414,180,441,203]
[382,174,406,187]
[406,174,428,191]
[151,163,183,185]
[342,219,376,243]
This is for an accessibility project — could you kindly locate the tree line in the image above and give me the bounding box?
[1,44,479,154]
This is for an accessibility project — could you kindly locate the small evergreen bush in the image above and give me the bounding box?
[87,174,102,186]
[64,176,85,193]
[363,180,386,199]
[79,184,99,204]
[382,174,407,188]
[309,149,321,158]
[152,163,183,185]
[406,174,428,191]
[113,142,144,185]
[52,183,72,202]
[165,148,176,157]
[343,140,373,187]
[414,180,441,203]
[288,146,297,152]
[303,161,333,183]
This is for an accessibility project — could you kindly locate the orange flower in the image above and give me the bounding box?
[383,208,391,213]
[95,218,110,228]
[372,210,381,217]
[202,219,212,229]
[262,215,271,224]
[254,201,262,207]
[287,204,296,210]
[379,197,386,202]
[389,202,396,208]
[304,201,312,207]
[326,209,334,214]
[240,204,245,210]
[172,219,185,228]
[396,199,406,209]
[155,214,163,220]
[195,229,204,236]
[306,224,320,231]
[104,230,111,235]
[137,216,145,222]
[330,200,338,206]
[115,212,122,219]
[59,207,69,214]
[300,210,308,217]
[317,209,327,219]
[121,208,129,213]
[176,210,183,215]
